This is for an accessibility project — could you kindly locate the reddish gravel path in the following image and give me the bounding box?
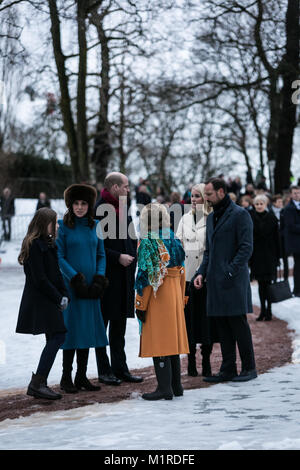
[0,306,293,423]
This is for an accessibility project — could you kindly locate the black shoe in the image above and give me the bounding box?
[115,372,143,383]
[232,369,257,382]
[256,314,265,321]
[60,375,78,394]
[27,373,62,400]
[142,389,173,401]
[203,372,237,383]
[98,373,122,386]
[74,375,101,391]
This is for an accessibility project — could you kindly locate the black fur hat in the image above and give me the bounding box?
[64,184,97,209]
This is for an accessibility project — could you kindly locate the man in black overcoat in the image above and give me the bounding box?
[94,172,142,385]
[194,178,257,383]
[282,186,300,296]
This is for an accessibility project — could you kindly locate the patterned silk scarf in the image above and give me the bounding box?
[137,232,170,297]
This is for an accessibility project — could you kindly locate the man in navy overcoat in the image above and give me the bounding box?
[194,178,257,382]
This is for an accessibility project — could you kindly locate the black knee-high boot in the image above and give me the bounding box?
[187,343,198,377]
[60,349,78,394]
[170,355,184,397]
[142,357,173,401]
[75,349,101,391]
[201,344,213,377]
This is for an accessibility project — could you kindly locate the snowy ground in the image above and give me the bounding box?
[0,203,300,450]
[0,251,300,449]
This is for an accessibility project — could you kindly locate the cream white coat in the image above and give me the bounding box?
[176,209,207,282]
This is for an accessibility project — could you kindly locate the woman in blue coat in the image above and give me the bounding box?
[56,184,108,393]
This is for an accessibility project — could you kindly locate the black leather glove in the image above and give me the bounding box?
[136,309,146,323]
[70,273,90,298]
[88,274,109,299]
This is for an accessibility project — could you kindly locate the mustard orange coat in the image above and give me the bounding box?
[135,266,189,358]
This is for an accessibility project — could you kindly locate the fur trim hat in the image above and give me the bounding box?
[64,184,97,209]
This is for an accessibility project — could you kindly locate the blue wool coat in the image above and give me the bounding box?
[56,217,108,350]
[196,201,253,317]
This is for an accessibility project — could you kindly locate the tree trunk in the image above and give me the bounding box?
[77,0,89,181]
[275,0,300,192]
[48,0,80,181]
[89,11,112,184]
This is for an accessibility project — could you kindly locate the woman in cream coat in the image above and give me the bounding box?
[177,183,218,377]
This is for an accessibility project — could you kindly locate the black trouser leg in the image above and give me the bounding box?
[36,332,66,379]
[110,316,129,376]
[228,315,256,372]
[293,254,300,294]
[95,315,111,376]
[216,317,238,376]
[282,255,289,281]
[258,281,268,315]
[200,343,213,376]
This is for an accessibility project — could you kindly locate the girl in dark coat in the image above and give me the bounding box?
[16,208,69,400]
[250,195,280,321]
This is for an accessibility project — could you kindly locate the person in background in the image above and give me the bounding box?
[36,192,51,211]
[228,192,237,203]
[270,194,289,280]
[169,192,184,233]
[243,183,256,199]
[183,182,193,204]
[239,195,253,212]
[282,186,300,297]
[136,184,152,207]
[16,208,69,400]
[176,183,218,377]
[135,203,189,400]
[228,177,242,197]
[56,184,108,393]
[249,195,280,321]
[1,187,15,241]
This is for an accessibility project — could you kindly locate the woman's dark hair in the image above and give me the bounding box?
[63,203,95,229]
[205,177,227,194]
[18,208,57,265]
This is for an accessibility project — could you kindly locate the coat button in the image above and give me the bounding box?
[136,301,140,306]
[180,269,184,274]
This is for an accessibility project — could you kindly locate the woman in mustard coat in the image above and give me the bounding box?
[135,203,189,401]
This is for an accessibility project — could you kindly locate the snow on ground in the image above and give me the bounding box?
[0,200,300,450]
[0,264,299,449]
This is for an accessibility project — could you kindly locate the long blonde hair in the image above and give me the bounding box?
[192,183,212,216]
[18,208,57,265]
